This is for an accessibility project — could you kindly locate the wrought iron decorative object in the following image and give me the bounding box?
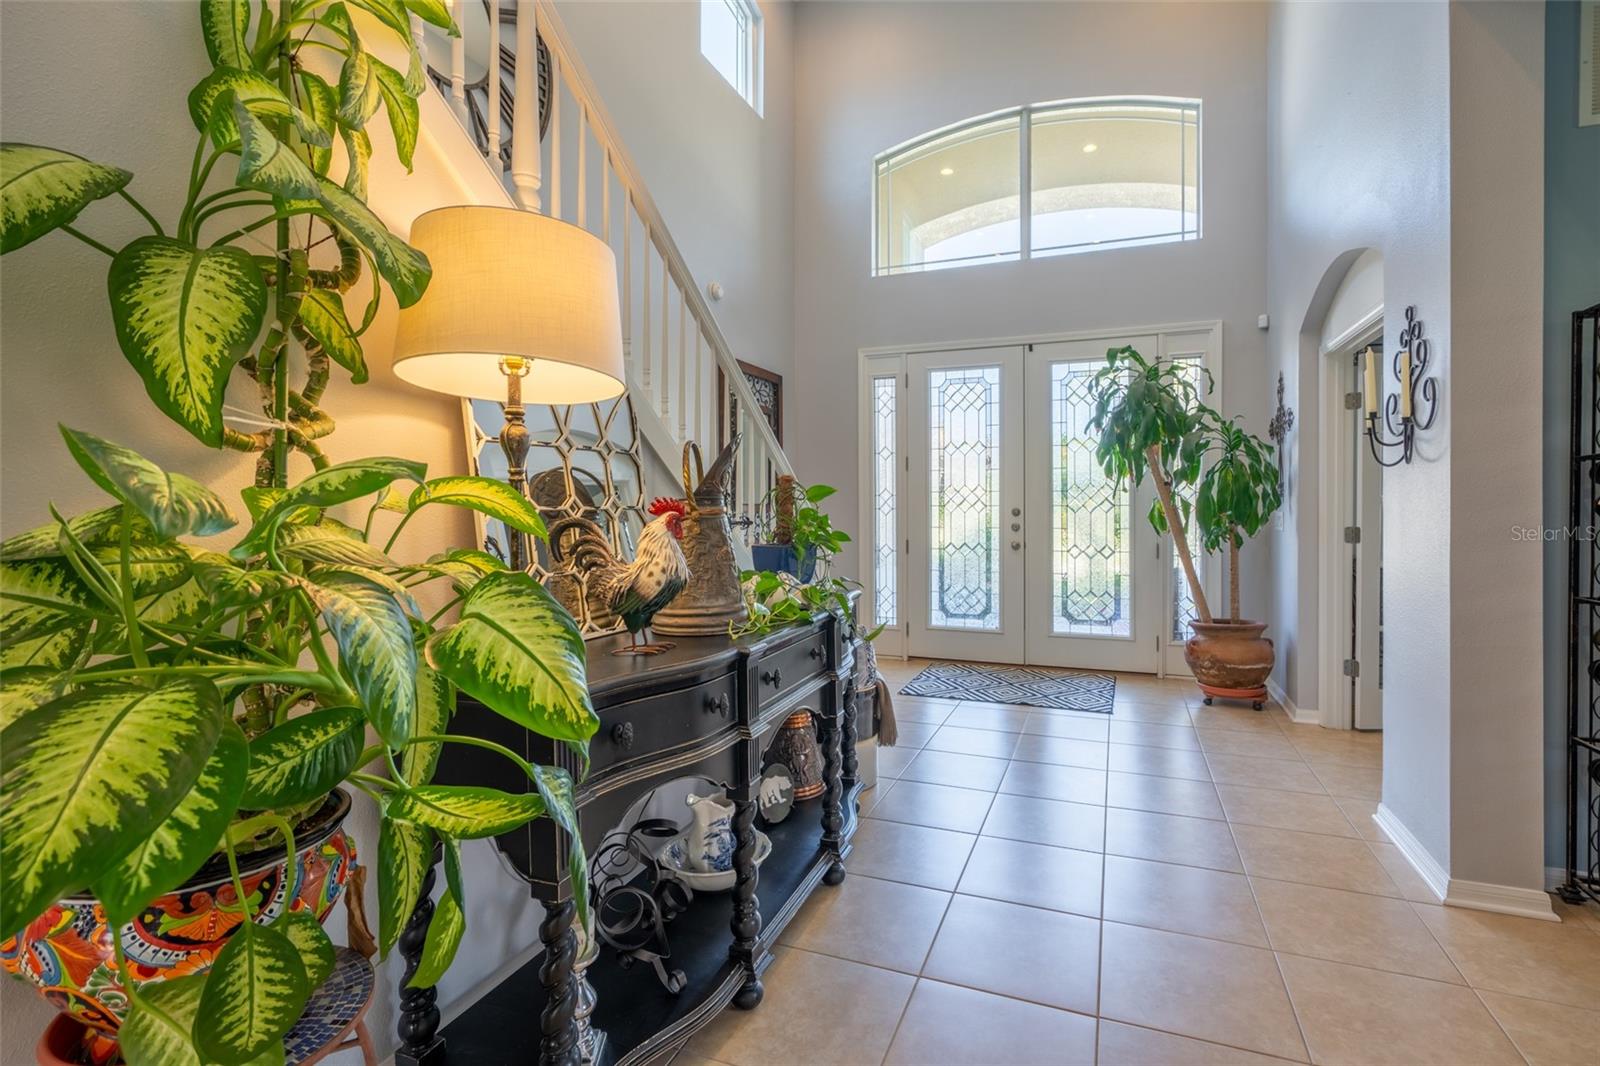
[654,437,751,635]
[1268,372,1295,489]
[589,818,692,995]
[1365,306,1439,466]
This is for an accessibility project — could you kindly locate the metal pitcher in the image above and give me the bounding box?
[652,437,750,635]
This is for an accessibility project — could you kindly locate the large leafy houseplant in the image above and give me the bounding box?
[0,3,599,1062]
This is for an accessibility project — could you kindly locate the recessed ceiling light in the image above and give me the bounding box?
[1082,143,1098,153]
[940,166,955,176]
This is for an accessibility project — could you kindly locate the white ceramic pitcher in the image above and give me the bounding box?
[684,791,737,873]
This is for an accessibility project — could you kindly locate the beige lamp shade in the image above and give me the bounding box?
[392,205,627,404]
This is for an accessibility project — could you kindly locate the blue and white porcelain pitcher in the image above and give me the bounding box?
[684,791,736,873]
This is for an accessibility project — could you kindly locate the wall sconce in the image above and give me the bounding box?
[1363,305,1438,467]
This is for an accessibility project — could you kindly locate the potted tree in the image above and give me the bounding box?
[1087,346,1282,709]
[0,4,595,1063]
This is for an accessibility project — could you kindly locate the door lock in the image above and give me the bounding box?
[1011,507,1021,517]
[1010,540,1022,550]
[1011,522,1021,532]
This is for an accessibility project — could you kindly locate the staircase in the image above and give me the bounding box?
[412,0,792,530]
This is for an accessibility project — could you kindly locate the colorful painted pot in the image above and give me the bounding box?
[1,790,356,1051]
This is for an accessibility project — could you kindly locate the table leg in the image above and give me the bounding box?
[729,791,764,1009]
[841,678,861,794]
[820,700,846,887]
[395,864,444,1066]
[538,899,581,1066]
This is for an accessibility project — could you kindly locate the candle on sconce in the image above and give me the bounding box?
[1363,347,1379,416]
[1399,346,1414,420]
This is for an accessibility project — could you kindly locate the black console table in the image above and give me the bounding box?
[394,608,868,1066]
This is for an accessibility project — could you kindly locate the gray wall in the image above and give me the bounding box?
[1266,0,1547,891]
[791,1,1272,613]
[1543,0,1600,869]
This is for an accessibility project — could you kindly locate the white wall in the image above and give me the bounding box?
[1267,0,1546,897]
[555,0,796,426]
[791,0,1272,617]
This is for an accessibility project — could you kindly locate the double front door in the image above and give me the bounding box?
[903,336,1209,674]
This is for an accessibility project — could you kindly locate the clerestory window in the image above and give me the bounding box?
[873,98,1200,276]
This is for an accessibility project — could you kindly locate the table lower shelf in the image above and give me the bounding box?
[437,792,855,1065]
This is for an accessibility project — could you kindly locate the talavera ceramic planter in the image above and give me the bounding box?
[1,790,357,1063]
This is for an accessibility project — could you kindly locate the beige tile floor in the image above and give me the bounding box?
[676,660,1600,1066]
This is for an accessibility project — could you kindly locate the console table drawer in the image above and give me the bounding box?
[591,673,738,775]
[752,630,830,707]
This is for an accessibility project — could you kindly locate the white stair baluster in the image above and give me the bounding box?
[486,2,502,173]
[576,105,587,230]
[641,229,651,392]
[511,0,540,211]
[601,150,611,243]
[659,265,671,424]
[449,0,468,125]
[621,196,631,376]
[677,289,688,441]
[549,50,561,219]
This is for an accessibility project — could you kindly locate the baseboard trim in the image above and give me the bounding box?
[1266,677,1318,724]
[1373,804,1447,901]
[1445,878,1559,921]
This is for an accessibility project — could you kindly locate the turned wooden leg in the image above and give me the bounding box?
[395,864,445,1066]
[820,705,845,886]
[729,792,764,1009]
[841,679,861,794]
[538,900,581,1066]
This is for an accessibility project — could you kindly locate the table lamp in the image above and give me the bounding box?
[393,205,627,570]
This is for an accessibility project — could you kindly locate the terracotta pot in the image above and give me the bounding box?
[2,790,357,1050]
[1184,618,1275,693]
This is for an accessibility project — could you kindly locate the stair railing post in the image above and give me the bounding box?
[511,0,542,211]
[486,0,502,173]
[449,0,468,125]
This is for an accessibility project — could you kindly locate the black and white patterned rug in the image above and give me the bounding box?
[899,661,1116,714]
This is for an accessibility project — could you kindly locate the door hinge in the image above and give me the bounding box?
[1343,658,1360,678]
[1344,526,1361,544]
[1344,391,1364,410]
[905,538,910,554]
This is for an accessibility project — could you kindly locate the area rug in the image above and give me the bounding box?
[899,661,1116,714]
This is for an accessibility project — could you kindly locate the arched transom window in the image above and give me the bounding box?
[873,98,1200,276]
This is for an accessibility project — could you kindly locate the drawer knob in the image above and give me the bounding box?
[611,722,635,750]
[704,693,730,717]
[763,668,782,687]
[808,645,824,661]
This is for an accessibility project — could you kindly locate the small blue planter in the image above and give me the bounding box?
[752,543,818,582]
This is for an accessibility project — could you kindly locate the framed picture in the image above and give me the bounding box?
[718,359,783,446]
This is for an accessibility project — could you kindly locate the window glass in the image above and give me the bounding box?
[1030,101,1199,257]
[876,114,1022,275]
[701,0,759,109]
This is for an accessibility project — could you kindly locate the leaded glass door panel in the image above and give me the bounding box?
[1023,339,1162,671]
[907,348,1026,663]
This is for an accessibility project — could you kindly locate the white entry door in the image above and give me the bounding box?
[907,348,1027,662]
[1022,339,1163,672]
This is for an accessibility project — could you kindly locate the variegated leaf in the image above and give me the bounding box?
[278,910,336,988]
[0,556,95,645]
[91,542,194,599]
[194,919,309,1062]
[239,485,320,526]
[297,572,415,748]
[341,124,372,200]
[337,29,381,129]
[298,288,366,382]
[407,885,464,989]
[119,973,207,1066]
[425,572,597,743]
[60,428,237,537]
[401,0,458,33]
[531,765,578,837]
[401,664,453,787]
[372,56,419,170]
[0,144,131,255]
[93,721,246,927]
[278,523,393,569]
[233,456,425,558]
[200,0,251,68]
[408,477,548,538]
[0,506,152,561]
[0,625,88,671]
[136,574,212,628]
[0,679,222,935]
[187,67,331,150]
[297,72,339,176]
[234,103,320,201]
[442,834,465,905]
[242,706,364,808]
[387,784,545,839]
[106,236,269,446]
[0,667,66,731]
[378,815,432,953]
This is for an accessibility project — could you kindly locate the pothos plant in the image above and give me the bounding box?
[0,2,599,1063]
[736,483,880,641]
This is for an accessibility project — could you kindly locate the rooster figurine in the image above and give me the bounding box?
[549,498,692,655]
